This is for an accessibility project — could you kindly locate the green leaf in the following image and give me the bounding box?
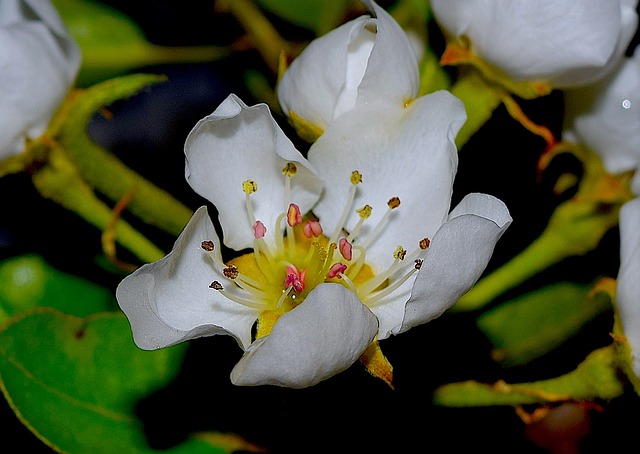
[477,282,612,366]
[0,254,115,324]
[255,0,351,34]
[433,346,625,407]
[0,309,235,453]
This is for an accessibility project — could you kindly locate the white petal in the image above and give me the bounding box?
[116,206,259,350]
[0,0,80,158]
[184,94,322,251]
[564,51,640,193]
[276,0,419,128]
[431,0,636,86]
[309,91,465,272]
[356,0,420,108]
[230,283,378,388]
[396,193,512,334]
[368,276,414,340]
[616,197,640,378]
[277,16,371,130]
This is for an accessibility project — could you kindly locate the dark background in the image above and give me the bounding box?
[2,1,639,452]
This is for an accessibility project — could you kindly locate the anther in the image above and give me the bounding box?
[356,205,372,219]
[350,170,363,185]
[303,220,323,238]
[210,281,224,290]
[242,180,258,194]
[223,265,239,280]
[420,238,431,249]
[253,220,267,238]
[285,265,306,292]
[327,262,347,279]
[282,162,297,177]
[201,240,215,251]
[287,203,302,226]
[387,197,401,209]
[414,259,423,270]
[339,237,353,261]
[393,246,407,260]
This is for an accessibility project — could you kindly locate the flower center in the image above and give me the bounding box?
[202,163,429,338]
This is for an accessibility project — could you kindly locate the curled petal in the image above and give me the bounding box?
[431,0,638,87]
[116,206,259,350]
[0,0,81,157]
[616,198,640,378]
[396,193,512,334]
[230,283,378,388]
[277,0,419,129]
[184,94,322,251]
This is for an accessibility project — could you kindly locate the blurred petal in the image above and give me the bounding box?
[184,94,322,251]
[0,0,80,157]
[116,207,259,350]
[617,197,640,377]
[230,283,378,388]
[309,91,465,271]
[397,193,512,333]
[431,0,637,87]
[564,51,640,193]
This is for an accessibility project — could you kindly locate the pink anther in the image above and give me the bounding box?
[339,237,352,261]
[253,220,267,238]
[287,203,302,227]
[327,263,347,279]
[285,265,306,292]
[303,220,323,238]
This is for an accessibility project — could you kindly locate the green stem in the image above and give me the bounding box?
[31,147,165,263]
[82,43,229,71]
[455,221,569,312]
[450,70,503,149]
[455,193,621,312]
[433,345,624,407]
[59,75,193,237]
[223,0,293,74]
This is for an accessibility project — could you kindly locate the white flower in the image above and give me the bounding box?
[0,0,81,158]
[116,93,512,388]
[564,50,640,194]
[616,197,640,378]
[430,0,638,88]
[276,0,420,131]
